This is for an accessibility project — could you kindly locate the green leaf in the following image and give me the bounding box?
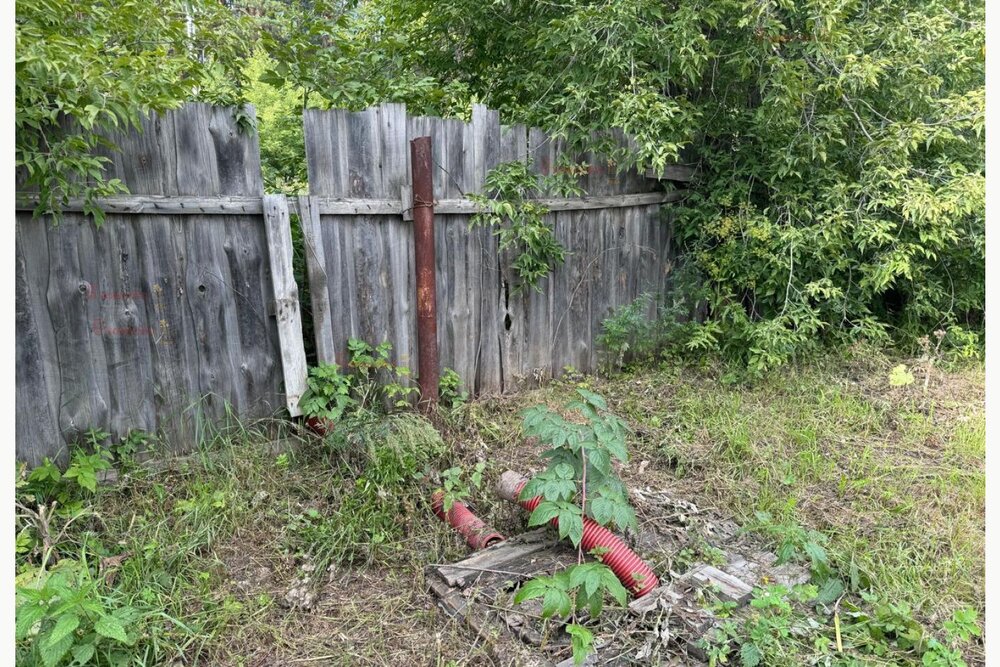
[602,435,629,462]
[614,503,637,533]
[574,389,607,411]
[541,587,572,619]
[527,501,560,526]
[556,505,584,547]
[15,601,46,640]
[39,631,73,667]
[740,642,762,667]
[514,579,549,604]
[804,541,829,569]
[589,496,616,525]
[601,568,628,605]
[94,614,128,643]
[815,578,845,605]
[45,613,80,648]
[889,364,915,387]
[587,448,612,475]
[566,623,595,665]
[775,542,798,565]
[70,643,95,665]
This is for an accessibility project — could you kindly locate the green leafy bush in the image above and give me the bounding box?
[370,0,984,369]
[512,390,639,664]
[16,560,145,667]
[299,338,419,427]
[16,0,251,223]
[299,363,356,424]
[439,461,485,511]
[438,368,469,409]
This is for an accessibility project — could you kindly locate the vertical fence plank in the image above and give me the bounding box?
[471,105,503,393]
[299,195,336,365]
[133,214,200,448]
[262,195,308,416]
[379,103,417,375]
[93,217,156,437]
[15,221,62,465]
[498,123,528,391]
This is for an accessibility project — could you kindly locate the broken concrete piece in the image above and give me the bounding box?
[769,562,812,586]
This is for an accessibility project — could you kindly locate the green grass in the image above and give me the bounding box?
[15,348,984,665]
[628,358,984,623]
[441,347,984,664]
[15,412,492,665]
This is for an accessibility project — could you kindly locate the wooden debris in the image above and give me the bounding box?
[427,485,820,665]
[681,564,754,604]
[628,584,686,615]
[432,529,553,588]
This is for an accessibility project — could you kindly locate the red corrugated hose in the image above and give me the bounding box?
[431,489,505,550]
[497,470,659,597]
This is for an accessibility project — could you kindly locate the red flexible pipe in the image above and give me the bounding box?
[431,490,505,550]
[497,471,659,598]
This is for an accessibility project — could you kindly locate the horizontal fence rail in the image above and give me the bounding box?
[16,190,684,217]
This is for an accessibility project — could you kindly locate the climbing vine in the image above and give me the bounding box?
[469,158,587,293]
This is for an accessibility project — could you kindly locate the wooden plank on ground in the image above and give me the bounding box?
[682,564,754,604]
[432,535,554,588]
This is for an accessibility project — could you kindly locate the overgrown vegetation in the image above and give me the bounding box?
[14,412,477,665]
[554,348,984,664]
[14,0,985,663]
[14,349,984,664]
[17,0,984,368]
[15,0,251,223]
[373,0,985,369]
[299,338,418,427]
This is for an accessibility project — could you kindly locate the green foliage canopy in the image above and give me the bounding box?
[366,0,985,366]
[15,0,252,223]
[16,0,984,367]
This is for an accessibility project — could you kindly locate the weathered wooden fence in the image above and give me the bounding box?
[16,102,688,465]
[302,104,683,393]
[15,104,305,465]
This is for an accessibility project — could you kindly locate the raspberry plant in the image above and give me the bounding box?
[513,389,638,665]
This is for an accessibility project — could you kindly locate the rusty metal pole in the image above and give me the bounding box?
[410,136,439,408]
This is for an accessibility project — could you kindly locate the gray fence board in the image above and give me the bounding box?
[16,104,291,465]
